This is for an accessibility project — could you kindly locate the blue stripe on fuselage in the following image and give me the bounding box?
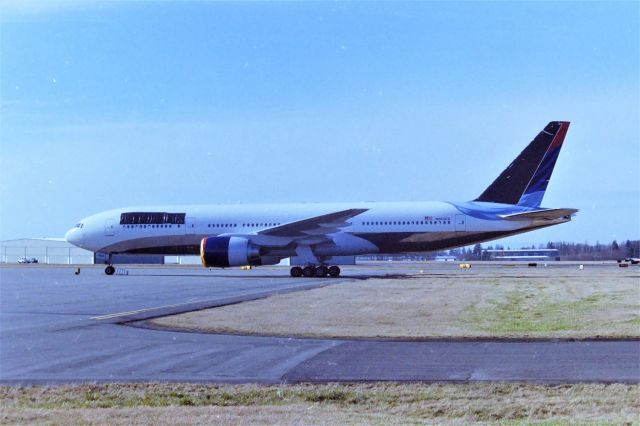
[447,201,537,220]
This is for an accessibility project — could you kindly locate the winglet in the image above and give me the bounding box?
[475,121,570,207]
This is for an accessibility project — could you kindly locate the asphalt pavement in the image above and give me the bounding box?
[1,265,638,384]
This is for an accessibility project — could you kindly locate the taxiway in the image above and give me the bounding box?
[1,266,638,384]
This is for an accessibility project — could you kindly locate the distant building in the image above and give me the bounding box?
[483,248,560,261]
[358,254,428,262]
[0,238,93,264]
[1,238,163,265]
[279,256,356,266]
[94,252,164,265]
[434,255,457,262]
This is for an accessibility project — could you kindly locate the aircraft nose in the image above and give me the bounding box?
[65,227,82,246]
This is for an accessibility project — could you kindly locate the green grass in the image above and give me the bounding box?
[463,291,610,334]
[626,316,640,325]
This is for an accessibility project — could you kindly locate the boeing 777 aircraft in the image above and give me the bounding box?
[66,121,577,277]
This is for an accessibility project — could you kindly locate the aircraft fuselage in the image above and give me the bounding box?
[65,201,569,259]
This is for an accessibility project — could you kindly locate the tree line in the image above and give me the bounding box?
[448,240,640,261]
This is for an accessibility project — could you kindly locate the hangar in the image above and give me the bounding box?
[0,238,164,265]
[0,238,94,264]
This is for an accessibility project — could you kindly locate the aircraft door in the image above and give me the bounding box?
[104,219,116,236]
[455,214,466,232]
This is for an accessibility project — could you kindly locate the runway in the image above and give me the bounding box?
[1,266,638,384]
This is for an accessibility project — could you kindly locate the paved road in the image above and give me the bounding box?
[1,266,638,384]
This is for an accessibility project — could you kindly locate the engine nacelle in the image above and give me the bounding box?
[200,236,275,267]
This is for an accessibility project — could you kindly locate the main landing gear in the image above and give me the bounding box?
[290,265,341,278]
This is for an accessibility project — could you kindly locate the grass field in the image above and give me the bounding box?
[151,263,640,339]
[2,383,638,425]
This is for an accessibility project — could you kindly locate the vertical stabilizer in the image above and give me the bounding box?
[475,121,570,207]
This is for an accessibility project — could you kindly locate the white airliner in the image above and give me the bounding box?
[66,121,577,277]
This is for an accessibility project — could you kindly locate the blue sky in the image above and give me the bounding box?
[1,1,638,247]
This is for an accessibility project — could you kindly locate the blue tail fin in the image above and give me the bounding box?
[475,121,570,207]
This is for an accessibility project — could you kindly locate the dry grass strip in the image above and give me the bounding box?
[1,383,638,425]
[152,266,640,339]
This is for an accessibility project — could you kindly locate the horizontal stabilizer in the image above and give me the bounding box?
[499,208,578,221]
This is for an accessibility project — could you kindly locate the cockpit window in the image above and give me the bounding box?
[75,223,84,228]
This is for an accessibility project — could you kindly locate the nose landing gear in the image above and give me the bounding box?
[289,265,340,278]
[104,253,115,275]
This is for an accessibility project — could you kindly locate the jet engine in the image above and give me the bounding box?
[200,236,278,267]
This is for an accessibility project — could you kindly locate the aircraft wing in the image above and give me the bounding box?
[499,208,578,221]
[258,208,368,238]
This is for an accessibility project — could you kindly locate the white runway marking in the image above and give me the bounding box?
[91,301,189,320]
[90,280,338,321]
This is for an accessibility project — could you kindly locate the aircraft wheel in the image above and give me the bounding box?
[105,265,115,275]
[315,265,328,277]
[290,266,303,277]
[328,265,341,277]
[302,266,315,278]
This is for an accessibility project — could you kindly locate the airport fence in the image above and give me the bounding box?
[0,245,93,264]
